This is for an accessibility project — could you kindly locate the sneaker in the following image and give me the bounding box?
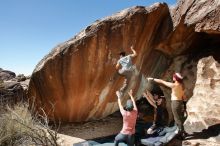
[176,131,188,140]
[146,124,157,135]
[174,128,180,134]
[181,131,188,139]
[147,128,156,135]
[116,91,123,98]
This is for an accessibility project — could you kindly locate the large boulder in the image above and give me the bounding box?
[28,0,220,124]
[184,56,220,143]
[28,3,172,122]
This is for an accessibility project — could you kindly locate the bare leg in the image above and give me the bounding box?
[118,69,133,95]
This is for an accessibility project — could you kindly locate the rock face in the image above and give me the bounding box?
[155,0,220,126]
[172,0,220,32]
[157,0,220,56]
[28,3,172,122]
[184,56,220,143]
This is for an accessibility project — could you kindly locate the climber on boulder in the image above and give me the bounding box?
[115,45,137,98]
[115,89,138,146]
[147,73,187,139]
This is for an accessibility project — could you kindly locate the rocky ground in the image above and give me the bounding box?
[58,112,122,140]
[57,133,84,146]
[58,113,220,146]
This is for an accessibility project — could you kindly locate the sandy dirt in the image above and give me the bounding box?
[57,108,220,146]
[58,112,123,140]
[58,133,85,146]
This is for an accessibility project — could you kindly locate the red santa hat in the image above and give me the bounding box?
[173,73,183,83]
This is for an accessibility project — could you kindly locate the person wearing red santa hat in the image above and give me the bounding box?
[147,73,187,139]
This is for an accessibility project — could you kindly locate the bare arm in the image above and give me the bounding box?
[153,108,157,125]
[118,98,125,114]
[143,91,157,108]
[115,62,120,70]
[130,46,137,58]
[148,77,174,88]
[128,90,137,111]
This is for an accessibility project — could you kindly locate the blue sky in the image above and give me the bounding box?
[0,0,176,75]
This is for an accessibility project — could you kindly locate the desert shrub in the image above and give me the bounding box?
[0,102,60,146]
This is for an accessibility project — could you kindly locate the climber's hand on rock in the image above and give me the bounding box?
[147,77,154,81]
[128,89,133,96]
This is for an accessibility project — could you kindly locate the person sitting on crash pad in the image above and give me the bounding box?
[143,90,166,134]
[115,89,138,146]
[115,45,137,98]
[147,73,187,138]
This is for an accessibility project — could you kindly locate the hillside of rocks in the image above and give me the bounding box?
[0,68,29,106]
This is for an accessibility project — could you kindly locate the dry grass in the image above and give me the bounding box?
[0,102,60,146]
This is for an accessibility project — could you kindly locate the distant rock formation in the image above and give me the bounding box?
[28,0,220,124]
[0,69,16,81]
[0,69,29,105]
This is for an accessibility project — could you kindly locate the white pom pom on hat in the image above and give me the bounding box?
[174,72,183,80]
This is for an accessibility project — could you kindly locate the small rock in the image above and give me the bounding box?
[16,74,26,82]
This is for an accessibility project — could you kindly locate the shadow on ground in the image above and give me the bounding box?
[185,124,220,141]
